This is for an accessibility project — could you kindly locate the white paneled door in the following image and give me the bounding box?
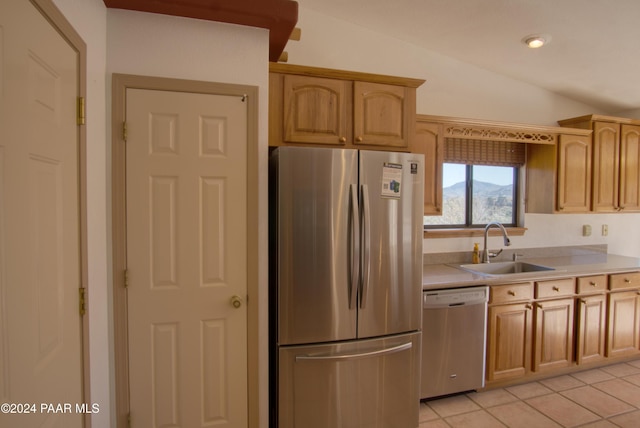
[126,89,248,427]
[0,1,84,427]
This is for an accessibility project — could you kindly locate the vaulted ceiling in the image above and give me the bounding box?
[296,0,640,115]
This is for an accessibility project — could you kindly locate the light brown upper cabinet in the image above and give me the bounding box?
[619,124,640,211]
[269,63,424,150]
[413,118,443,215]
[279,74,351,146]
[558,115,640,212]
[526,132,593,213]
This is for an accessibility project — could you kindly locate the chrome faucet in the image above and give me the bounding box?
[483,222,511,263]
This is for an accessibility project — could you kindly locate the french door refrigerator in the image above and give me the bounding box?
[269,146,424,428]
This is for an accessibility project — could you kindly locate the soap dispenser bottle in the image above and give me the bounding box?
[472,243,480,264]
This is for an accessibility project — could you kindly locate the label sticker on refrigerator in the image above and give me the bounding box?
[381,163,402,198]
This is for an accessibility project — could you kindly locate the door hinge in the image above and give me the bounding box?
[77,96,86,125]
[79,287,86,316]
[123,121,128,141]
[124,269,129,288]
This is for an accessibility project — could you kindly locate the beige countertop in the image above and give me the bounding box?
[423,253,640,290]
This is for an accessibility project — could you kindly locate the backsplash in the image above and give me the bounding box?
[423,244,608,266]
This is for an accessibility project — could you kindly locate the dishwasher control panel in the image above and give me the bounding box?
[423,286,488,308]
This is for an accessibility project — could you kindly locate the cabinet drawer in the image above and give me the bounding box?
[490,282,533,304]
[535,278,575,299]
[577,275,607,294]
[609,271,640,290]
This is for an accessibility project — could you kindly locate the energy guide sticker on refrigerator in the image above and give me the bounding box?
[269,146,425,428]
[381,162,403,198]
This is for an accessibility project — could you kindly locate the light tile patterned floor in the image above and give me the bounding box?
[420,359,640,427]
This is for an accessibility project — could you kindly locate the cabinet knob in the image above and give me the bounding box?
[356,136,363,142]
[339,136,347,143]
[590,281,597,287]
[525,304,533,310]
[625,278,632,284]
[508,290,516,296]
[553,286,560,292]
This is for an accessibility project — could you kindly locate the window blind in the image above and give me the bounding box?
[444,138,525,166]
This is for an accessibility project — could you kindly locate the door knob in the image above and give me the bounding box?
[230,295,243,309]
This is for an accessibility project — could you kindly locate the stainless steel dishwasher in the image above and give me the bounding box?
[421,286,488,399]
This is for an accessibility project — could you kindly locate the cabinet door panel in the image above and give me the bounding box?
[620,124,640,211]
[592,122,620,212]
[353,81,409,148]
[557,134,591,212]
[576,294,606,365]
[283,75,351,145]
[413,121,442,215]
[534,298,574,372]
[607,291,640,358]
[487,304,533,381]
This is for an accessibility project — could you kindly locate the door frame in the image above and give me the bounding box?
[15,0,90,426]
[111,74,259,428]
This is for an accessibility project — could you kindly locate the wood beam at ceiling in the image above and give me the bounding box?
[103,0,298,62]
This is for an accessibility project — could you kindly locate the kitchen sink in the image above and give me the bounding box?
[457,261,556,276]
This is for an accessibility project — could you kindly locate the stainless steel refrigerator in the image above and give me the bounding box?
[269,146,424,428]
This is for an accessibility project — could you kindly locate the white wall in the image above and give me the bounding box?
[429,213,640,258]
[106,9,272,428]
[49,0,111,426]
[288,7,640,258]
[616,107,640,119]
[48,3,272,427]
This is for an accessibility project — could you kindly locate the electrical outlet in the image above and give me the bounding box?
[583,225,591,236]
[602,224,608,236]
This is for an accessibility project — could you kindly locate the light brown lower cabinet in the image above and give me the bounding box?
[487,282,534,382]
[606,290,640,358]
[533,298,575,372]
[576,294,607,364]
[486,273,639,387]
[487,302,533,381]
[533,278,576,372]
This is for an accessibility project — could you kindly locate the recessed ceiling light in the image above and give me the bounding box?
[523,34,551,48]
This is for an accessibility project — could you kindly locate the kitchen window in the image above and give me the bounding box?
[424,138,524,229]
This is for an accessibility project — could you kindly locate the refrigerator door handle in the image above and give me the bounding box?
[360,184,371,309]
[295,342,412,362]
[348,183,360,310]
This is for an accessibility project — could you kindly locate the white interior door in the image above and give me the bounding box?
[0,1,83,427]
[126,88,248,427]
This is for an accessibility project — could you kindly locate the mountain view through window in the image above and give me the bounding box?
[424,164,516,227]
